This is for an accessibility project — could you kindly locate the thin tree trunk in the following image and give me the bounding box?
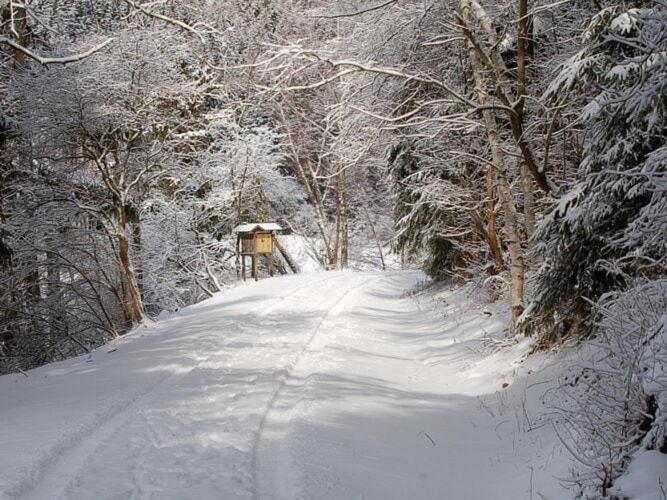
[11,4,28,68]
[291,155,334,266]
[517,0,536,245]
[517,0,529,115]
[486,165,505,271]
[362,200,386,271]
[132,220,144,302]
[254,178,270,221]
[522,160,536,243]
[275,237,299,273]
[336,167,349,268]
[308,162,336,267]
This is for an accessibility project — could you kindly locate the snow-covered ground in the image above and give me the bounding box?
[1,271,579,499]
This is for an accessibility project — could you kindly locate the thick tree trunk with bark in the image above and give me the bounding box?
[116,204,144,324]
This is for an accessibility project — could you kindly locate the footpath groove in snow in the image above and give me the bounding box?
[0,271,572,500]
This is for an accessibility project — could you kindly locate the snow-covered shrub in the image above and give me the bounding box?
[546,279,667,497]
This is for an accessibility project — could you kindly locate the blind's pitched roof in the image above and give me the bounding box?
[233,223,283,233]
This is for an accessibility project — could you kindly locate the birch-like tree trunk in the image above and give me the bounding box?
[517,0,536,244]
[459,0,550,194]
[461,0,525,321]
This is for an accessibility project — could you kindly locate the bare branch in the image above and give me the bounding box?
[0,36,113,65]
[122,0,205,44]
[313,0,399,19]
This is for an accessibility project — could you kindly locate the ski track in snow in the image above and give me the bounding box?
[0,271,575,500]
[19,355,209,500]
[251,275,375,500]
[7,273,345,500]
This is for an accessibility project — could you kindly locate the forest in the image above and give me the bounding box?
[0,0,665,498]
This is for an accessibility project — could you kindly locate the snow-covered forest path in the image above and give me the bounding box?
[0,271,568,500]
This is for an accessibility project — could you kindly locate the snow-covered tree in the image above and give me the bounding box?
[525,2,667,339]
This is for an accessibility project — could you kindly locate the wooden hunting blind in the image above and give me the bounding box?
[234,223,283,281]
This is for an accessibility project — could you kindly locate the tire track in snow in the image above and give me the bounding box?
[251,274,377,500]
[11,274,346,500]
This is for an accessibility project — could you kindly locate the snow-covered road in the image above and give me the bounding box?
[0,271,571,499]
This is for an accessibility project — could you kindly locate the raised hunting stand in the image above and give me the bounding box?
[234,223,283,282]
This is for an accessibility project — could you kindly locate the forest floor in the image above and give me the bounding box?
[0,271,577,499]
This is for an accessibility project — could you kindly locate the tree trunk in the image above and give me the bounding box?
[336,167,349,268]
[459,0,550,193]
[362,200,386,271]
[290,155,335,266]
[462,0,525,321]
[517,0,536,246]
[517,0,529,115]
[10,5,28,68]
[132,219,144,302]
[116,205,144,323]
[486,164,505,271]
[254,177,270,221]
[522,160,536,243]
[279,104,335,266]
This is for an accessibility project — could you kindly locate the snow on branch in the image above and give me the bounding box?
[313,0,399,19]
[122,0,206,44]
[258,47,518,116]
[0,37,113,65]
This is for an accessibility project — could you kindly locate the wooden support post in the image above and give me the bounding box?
[252,254,258,281]
[268,253,274,277]
[235,234,241,279]
[242,255,246,282]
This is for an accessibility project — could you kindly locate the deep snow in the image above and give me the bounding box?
[1,271,579,499]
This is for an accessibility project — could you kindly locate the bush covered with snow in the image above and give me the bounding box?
[546,279,667,496]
